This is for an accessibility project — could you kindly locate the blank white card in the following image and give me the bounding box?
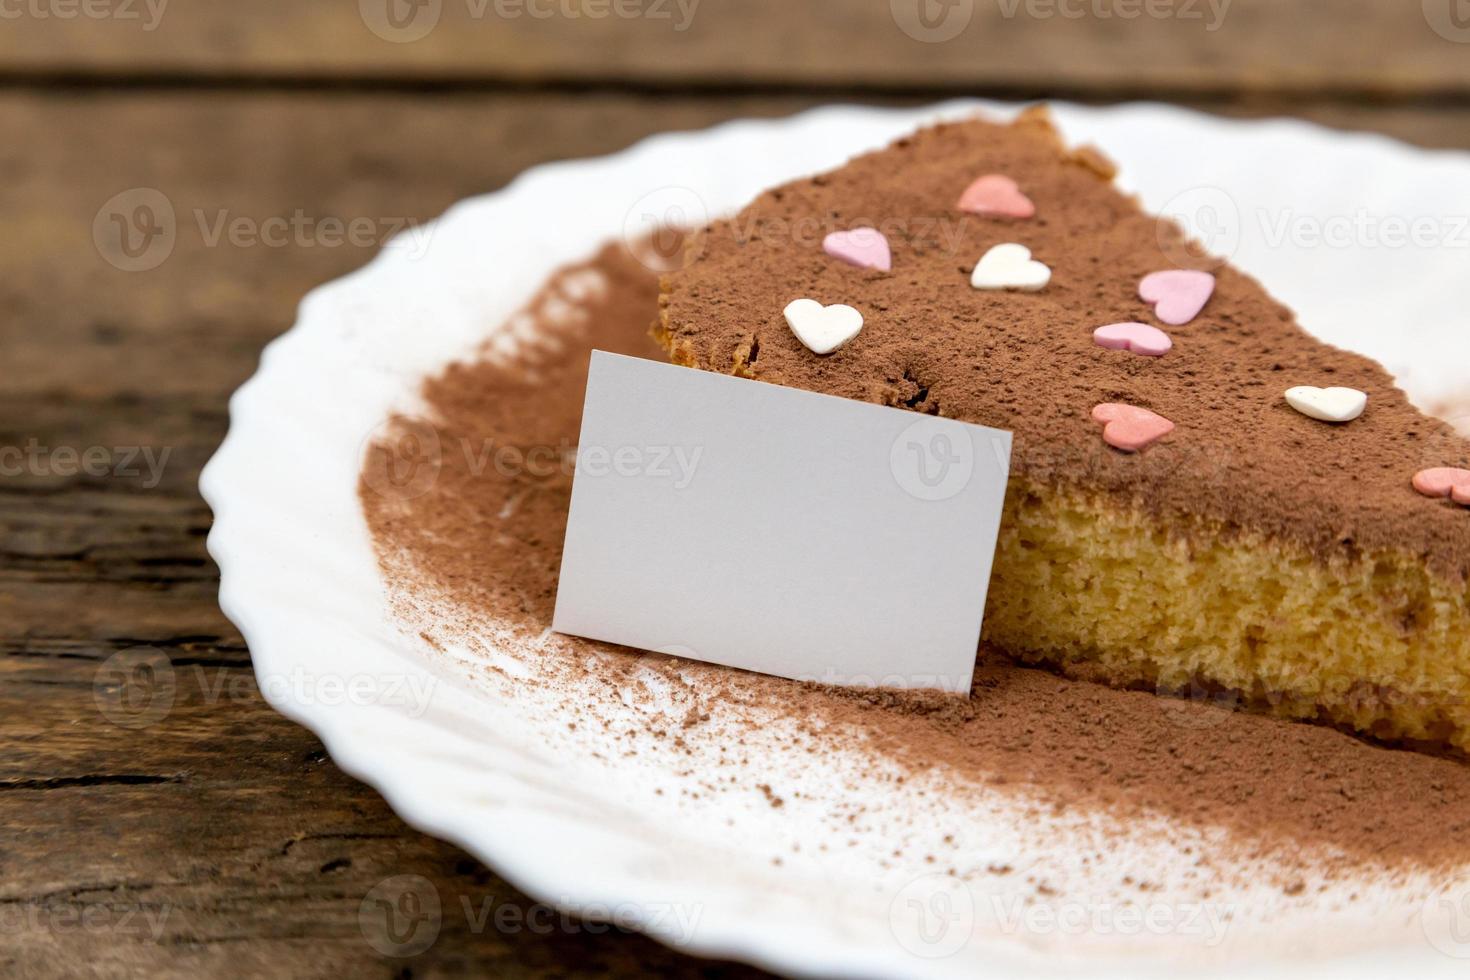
[552,351,1013,693]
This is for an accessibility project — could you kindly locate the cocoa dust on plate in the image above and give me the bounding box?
[361,240,1470,885]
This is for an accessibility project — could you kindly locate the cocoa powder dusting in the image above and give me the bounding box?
[361,240,1470,881]
[658,111,1470,581]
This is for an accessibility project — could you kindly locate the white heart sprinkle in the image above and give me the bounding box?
[970,243,1051,292]
[1285,386,1368,423]
[783,298,864,355]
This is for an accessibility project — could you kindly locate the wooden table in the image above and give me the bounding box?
[4,3,1467,975]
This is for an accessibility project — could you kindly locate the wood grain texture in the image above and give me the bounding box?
[0,0,1467,96]
[0,91,832,979]
[8,88,1470,398]
[4,78,1470,975]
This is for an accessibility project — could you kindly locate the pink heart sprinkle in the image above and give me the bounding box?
[822,227,892,272]
[1092,403,1175,453]
[957,175,1035,220]
[1139,270,1216,326]
[1094,322,1173,357]
[1412,467,1470,506]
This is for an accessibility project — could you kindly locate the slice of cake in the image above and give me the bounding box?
[655,107,1470,751]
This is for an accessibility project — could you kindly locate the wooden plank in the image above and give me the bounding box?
[0,91,826,401]
[12,90,1470,403]
[0,434,768,976]
[0,0,1465,96]
[0,653,770,978]
[0,92,814,977]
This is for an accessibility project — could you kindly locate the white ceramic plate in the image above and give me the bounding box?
[201,101,1470,978]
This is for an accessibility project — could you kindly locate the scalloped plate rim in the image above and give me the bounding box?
[200,99,1470,980]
